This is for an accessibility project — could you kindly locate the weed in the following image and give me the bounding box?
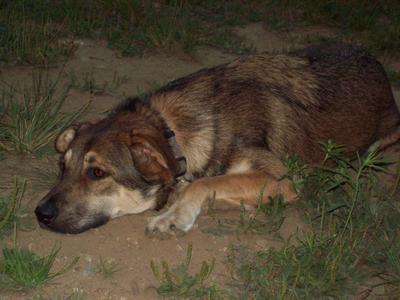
[263,0,400,52]
[0,0,399,65]
[0,1,257,62]
[227,232,363,299]
[284,154,309,194]
[0,71,87,154]
[68,70,128,95]
[0,2,74,65]
[385,67,400,87]
[0,245,79,290]
[150,244,222,299]
[203,195,286,237]
[227,142,400,298]
[96,257,121,278]
[0,177,34,238]
[199,28,256,55]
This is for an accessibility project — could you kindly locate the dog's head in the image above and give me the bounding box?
[35,114,179,233]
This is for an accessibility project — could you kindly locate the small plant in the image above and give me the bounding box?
[227,231,363,299]
[203,188,286,237]
[284,154,309,193]
[199,28,256,55]
[263,1,400,52]
[0,245,79,290]
[150,244,221,299]
[68,70,128,95]
[0,177,34,238]
[0,71,87,154]
[385,67,400,87]
[96,257,121,278]
[227,142,400,298]
[0,3,74,65]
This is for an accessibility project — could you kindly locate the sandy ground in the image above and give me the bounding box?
[0,23,399,300]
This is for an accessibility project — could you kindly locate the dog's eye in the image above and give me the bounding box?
[87,167,108,180]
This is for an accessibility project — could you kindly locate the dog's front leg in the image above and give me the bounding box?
[146,172,296,235]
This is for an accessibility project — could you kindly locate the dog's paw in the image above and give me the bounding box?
[145,224,185,239]
[146,206,198,237]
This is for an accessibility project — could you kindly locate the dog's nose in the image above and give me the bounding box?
[35,200,58,225]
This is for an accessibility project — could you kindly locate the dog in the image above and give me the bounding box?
[35,43,400,235]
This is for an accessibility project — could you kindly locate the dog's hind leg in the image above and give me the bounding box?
[146,171,296,235]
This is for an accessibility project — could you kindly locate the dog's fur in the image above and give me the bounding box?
[35,43,400,234]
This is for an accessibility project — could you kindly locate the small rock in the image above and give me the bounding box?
[81,263,96,276]
[256,239,268,248]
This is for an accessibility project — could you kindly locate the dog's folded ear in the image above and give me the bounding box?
[55,127,77,153]
[55,123,93,153]
[129,132,176,184]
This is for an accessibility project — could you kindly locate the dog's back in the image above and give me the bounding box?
[151,43,399,169]
[279,43,399,161]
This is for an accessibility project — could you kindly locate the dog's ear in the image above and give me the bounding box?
[129,133,175,184]
[55,127,76,153]
[55,122,94,153]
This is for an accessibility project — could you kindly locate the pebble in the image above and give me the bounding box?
[256,239,268,248]
[81,262,96,276]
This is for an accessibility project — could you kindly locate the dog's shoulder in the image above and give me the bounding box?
[112,95,151,115]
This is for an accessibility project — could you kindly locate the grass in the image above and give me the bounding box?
[0,245,79,290]
[0,1,398,65]
[96,257,121,278]
[226,235,362,299]
[203,194,286,237]
[224,142,400,299]
[0,0,258,65]
[67,70,129,95]
[263,0,400,52]
[150,244,222,299]
[0,177,34,238]
[0,70,87,154]
[386,67,400,87]
[0,3,75,65]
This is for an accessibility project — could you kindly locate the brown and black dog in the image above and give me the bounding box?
[35,43,400,235]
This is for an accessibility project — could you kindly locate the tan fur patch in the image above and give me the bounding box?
[151,93,215,174]
[86,183,156,218]
[56,127,76,153]
[110,187,156,217]
[64,149,73,165]
[180,127,215,174]
[226,159,252,175]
